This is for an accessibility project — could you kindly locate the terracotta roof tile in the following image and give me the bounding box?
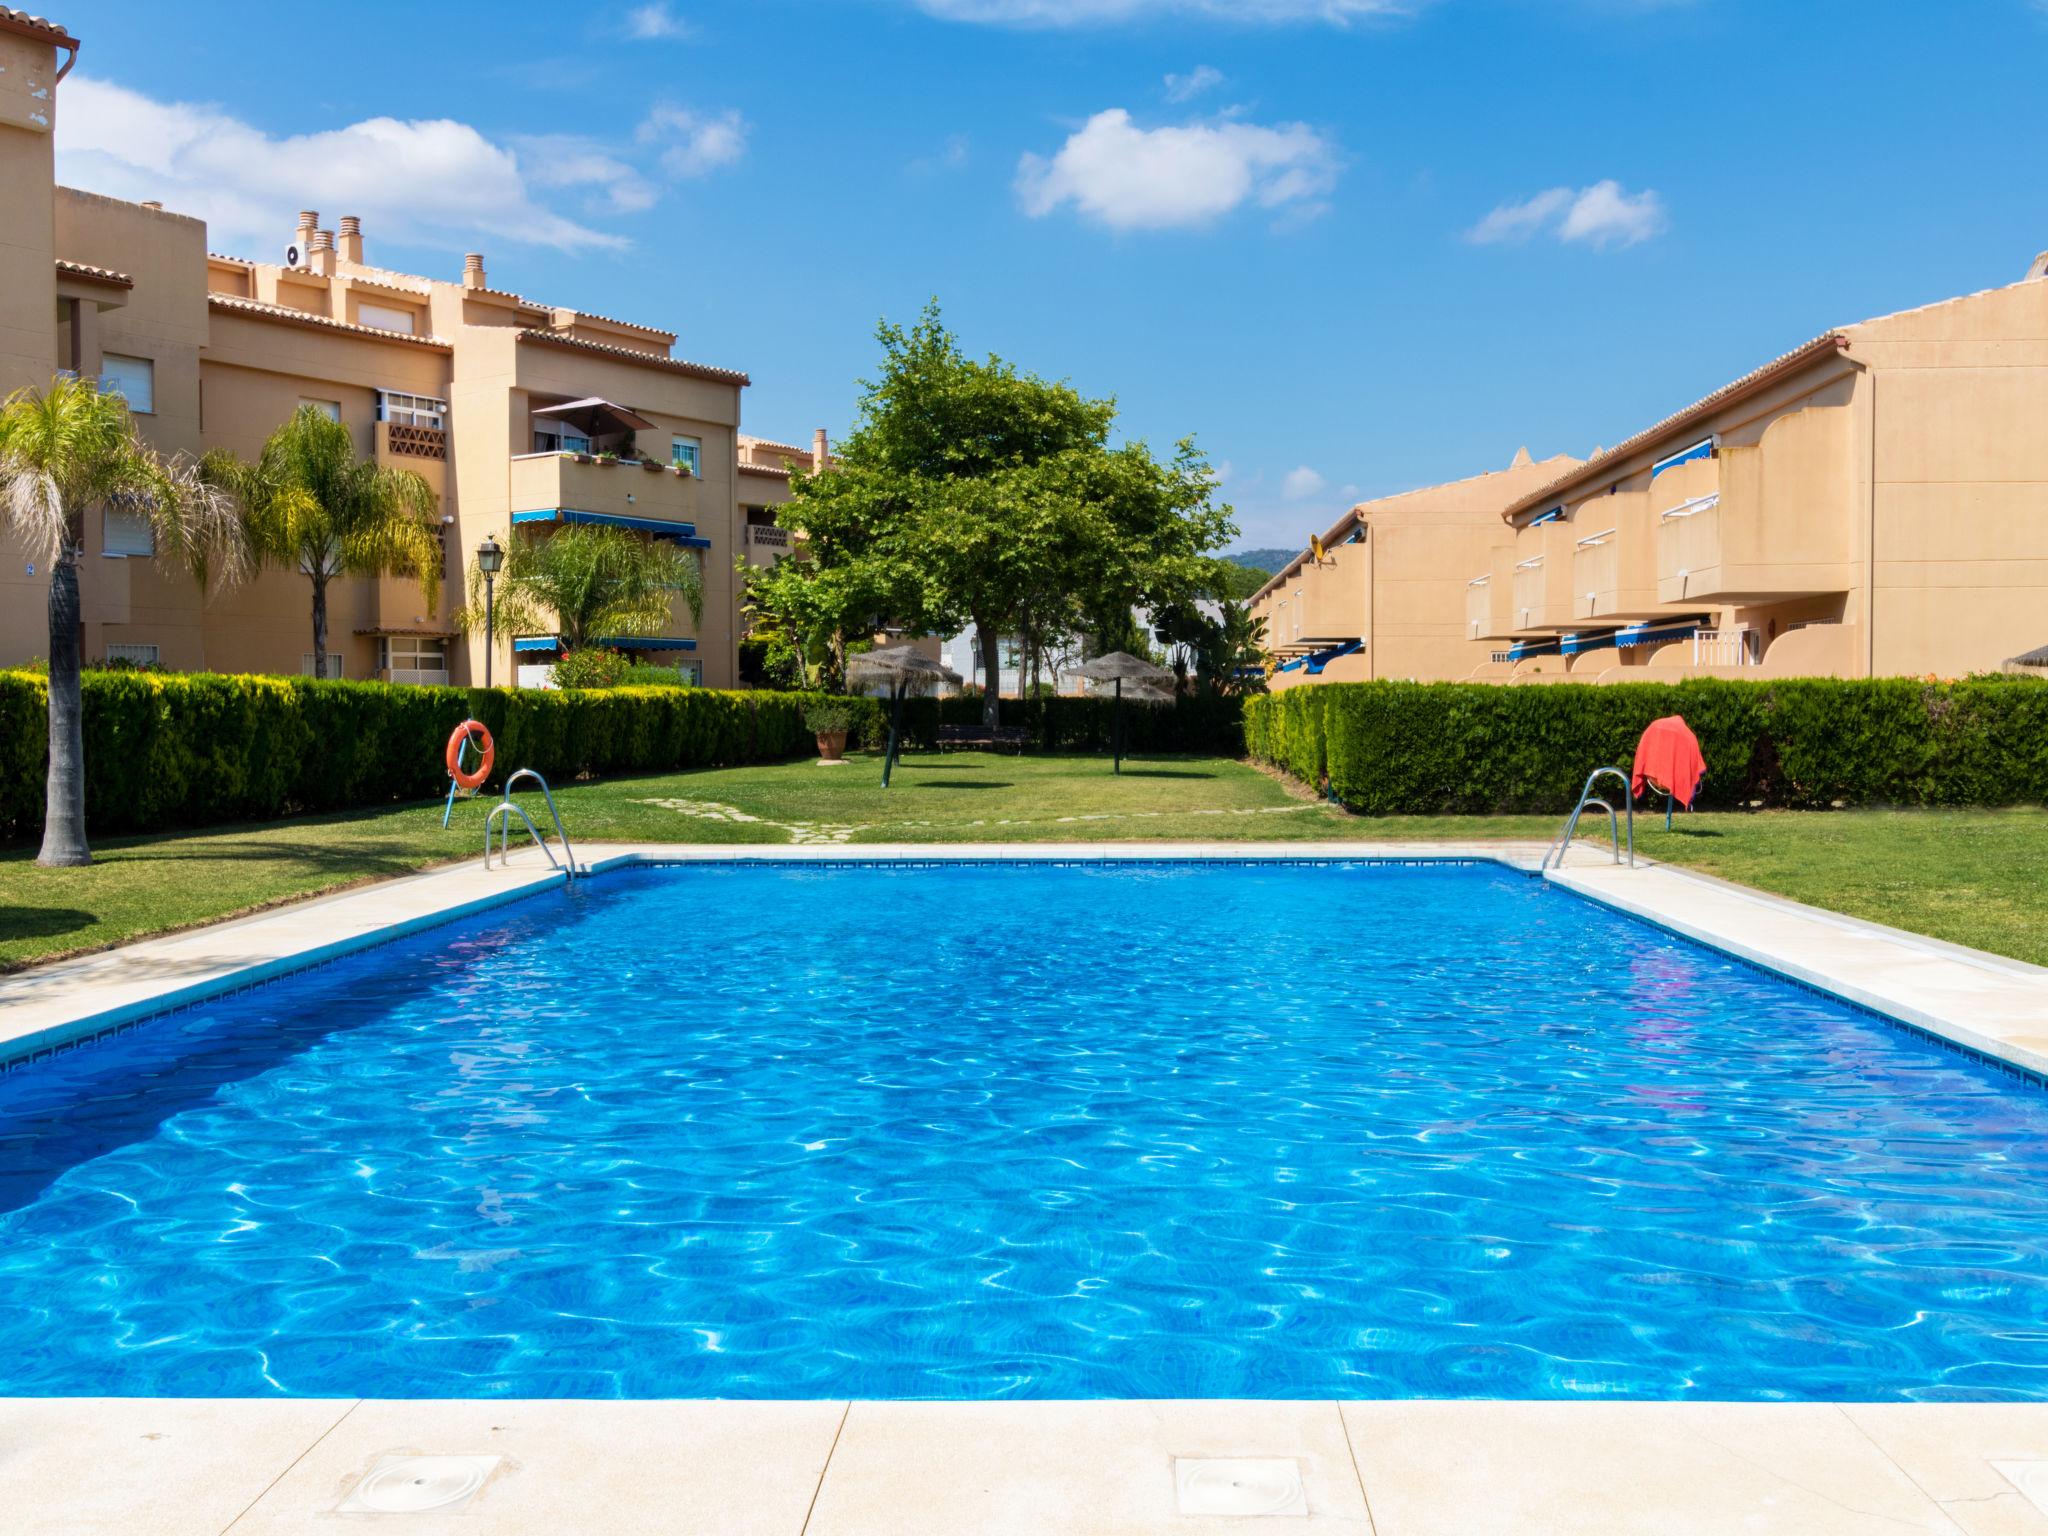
[553,309,676,343]
[0,8,76,45]
[207,294,452,350]
[739,462,792,479]
[1498,332,1851,523]
[739,434,814,459]
[516,328,749,387]
[55,258,133,288]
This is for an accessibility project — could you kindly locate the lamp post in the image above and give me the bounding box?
[475,534,504,688]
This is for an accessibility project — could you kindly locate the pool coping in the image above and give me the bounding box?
[2,839,2044,1082]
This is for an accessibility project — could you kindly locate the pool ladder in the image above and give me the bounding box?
[1542,767,1635,871]
[483,768,581,877]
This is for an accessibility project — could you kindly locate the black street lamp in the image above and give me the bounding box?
[475,534,504,688]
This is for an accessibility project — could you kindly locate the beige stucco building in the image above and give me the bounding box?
[0,9,826,689]
[1250,450,1581,688]
[1465,260,2048,683]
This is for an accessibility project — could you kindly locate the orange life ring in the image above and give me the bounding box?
[446,720,494,790]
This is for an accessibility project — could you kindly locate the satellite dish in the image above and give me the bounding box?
[284,243,304,268]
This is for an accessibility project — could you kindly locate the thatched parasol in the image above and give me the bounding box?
[1075,651,1173,775]
[2005,643,2048,674]
[846,646,958,788]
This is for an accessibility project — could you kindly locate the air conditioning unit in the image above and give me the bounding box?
[284,243,306,269]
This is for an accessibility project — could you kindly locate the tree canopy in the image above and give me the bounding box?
[743,302,1235,722]
[461,523,703,650]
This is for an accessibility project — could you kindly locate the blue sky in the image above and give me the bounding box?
[54,0,2048,551]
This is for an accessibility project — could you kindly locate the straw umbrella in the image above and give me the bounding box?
[1075,651,1173,775]
[846,646,959,788]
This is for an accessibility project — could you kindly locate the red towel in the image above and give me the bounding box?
[1633,716,1706,807]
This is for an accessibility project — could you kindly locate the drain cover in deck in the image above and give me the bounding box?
[1994,1462,2048,1516]
[1174,1457,1307,1518]
[336,1455,502,1515]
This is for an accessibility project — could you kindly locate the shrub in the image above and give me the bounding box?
[1243,678,2048,814]
[802,700,859,735]
[549,647,630,690]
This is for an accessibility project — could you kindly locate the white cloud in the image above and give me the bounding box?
[1467,179,1667,249]
[626,2,691,38]
[637,105,748,179]
[1282,465,1327,500]
[1163,64,1224,102]
[56,75,625,252]
[514,134,659,214]
[1017,108,1336,230]
[916,0,1412,24]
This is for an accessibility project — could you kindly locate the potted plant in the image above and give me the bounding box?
[804,700,857,761]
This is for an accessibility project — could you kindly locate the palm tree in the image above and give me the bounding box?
[0,377,246,866]
[203,404,442,678]
[459,523,704,651]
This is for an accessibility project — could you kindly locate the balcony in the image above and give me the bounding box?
[1294,541,1369,643]
[508,452,702,543]
[1656,406,1854,605]
[1567,488,1694,623]
[743,522,792,568]
[374,420,446,462]
[1508,519,1577,633]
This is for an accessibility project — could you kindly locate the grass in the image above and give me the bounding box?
[3,749,2044,971]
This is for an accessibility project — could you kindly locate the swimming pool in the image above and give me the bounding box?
[1,859,2044,1400]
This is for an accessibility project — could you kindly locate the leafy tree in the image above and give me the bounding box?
[459,524,703,650]
[202,404,441,677]
[1213,560,1270,601]
[0,377,245,866]
[745,302,1234,725]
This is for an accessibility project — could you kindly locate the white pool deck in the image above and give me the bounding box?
[4,841,2048,1533]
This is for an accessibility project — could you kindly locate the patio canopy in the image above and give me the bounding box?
[511,507,711,549]
[530,397,656,437]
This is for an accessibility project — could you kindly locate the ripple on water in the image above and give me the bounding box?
[0,861,2046,1399]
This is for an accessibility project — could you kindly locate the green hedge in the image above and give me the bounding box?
[1244,678,2048,813]
[0,671,827,842]
[0,671,1248,842]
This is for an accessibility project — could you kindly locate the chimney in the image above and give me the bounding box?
[338,215,363,265]
[296,209,318,246]
[309,228,335,277]
[812,428,829,471]
[463,252,487,290]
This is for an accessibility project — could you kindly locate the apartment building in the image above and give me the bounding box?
[736,431,829,574]
[1250,450,1581,688]
[1469,259,2048,682]
[0,9,825,690]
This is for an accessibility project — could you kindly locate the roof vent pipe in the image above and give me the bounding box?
[463,252,487,290]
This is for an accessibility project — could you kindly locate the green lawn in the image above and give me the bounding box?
[3,749,2043,971]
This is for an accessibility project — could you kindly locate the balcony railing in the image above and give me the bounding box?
[746,524,790,547]
[1691,628,1762,668]
[509,451,699,532]
[381,422,447,461]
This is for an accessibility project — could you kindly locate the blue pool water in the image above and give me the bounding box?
[1,860,2045,1401]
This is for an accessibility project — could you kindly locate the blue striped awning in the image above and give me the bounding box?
[511,508,712,549]
[512,634,699,653]
[1528,506,1564,526]
[1275,639,1363,674]
[1614,621,1700,648]
[1651,438,1714,479]
[1558,631,1621,657]
[1504,638,1562,662]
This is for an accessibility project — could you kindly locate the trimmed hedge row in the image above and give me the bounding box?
[0,671,1248,842]
[1244,678,2048,813]
[0,671,826,842]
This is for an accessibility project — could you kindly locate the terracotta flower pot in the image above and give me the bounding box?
[815,729,848,761]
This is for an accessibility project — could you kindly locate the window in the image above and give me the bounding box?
[300,398,341,422]
[377,390,446,430]
[99,354,154,414]
[301,653,345,680]
[378,636,449,685]
[102,505,155,558]
[357,302,417,335]
[105,643,159,667]
[671,436,701,474]
[532,423,589,454]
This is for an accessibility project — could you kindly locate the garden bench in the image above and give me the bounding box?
[937,724,1031,753]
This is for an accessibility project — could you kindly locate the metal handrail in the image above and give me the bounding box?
[484,768,579,875]
[484,801,560,873]
[1543,766,1635,870]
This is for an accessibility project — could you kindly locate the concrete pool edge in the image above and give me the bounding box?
[3,839,2045,1083]
[6,1395,2045,1534]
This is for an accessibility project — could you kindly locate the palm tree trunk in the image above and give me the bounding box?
[37,531,90,867]
[310,573,329,678]
[976,617,1001,729]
